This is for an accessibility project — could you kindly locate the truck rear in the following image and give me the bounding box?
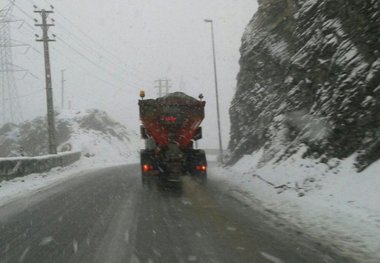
[139,91,207,185]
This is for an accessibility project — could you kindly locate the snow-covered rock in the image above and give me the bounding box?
[225,2,380,259]
[229,0,380,171]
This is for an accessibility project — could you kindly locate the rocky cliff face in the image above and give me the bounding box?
[229,0,380,171]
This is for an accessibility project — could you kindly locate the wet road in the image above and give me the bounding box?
[0,164,351,263]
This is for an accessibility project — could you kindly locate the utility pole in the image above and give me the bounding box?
[204,19,224,163]
[155,78,171,97]
[35,7,57,154]
[61,69,65,109]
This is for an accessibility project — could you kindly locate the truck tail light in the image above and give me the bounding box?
[143,164,154,172]
[195,165,207,172]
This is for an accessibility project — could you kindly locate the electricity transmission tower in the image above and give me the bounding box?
[0,3,24,126]
[155,79,171,97]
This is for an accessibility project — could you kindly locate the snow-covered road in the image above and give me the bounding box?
[0,163,349,263]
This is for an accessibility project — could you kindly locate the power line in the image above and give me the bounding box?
[51,18,151,86]
[10,3,128,91]
[38,0,156,80]
[56,35,151,90]
[50,45,126,91]
[31,0,155,83]
[56,36,138,89]
[8,1,45,83]
[52,45,156,99]
[13,1,154,91]
[12,1,34,20]
[4,88,44,101]
[11,0,161,114]
[20,8,147,89]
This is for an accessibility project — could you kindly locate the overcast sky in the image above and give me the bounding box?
[3,0,257,148]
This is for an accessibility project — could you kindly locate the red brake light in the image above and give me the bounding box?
[143,164,153,172]
[195,165,207,171]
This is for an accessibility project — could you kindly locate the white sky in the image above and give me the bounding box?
[3,0,257,148]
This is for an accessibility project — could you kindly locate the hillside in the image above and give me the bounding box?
[0,109,139,162]
[229,0,380,171]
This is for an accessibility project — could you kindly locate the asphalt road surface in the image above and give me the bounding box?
[0,164,352,263]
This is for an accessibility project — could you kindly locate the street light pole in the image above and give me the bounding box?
[204,19,223,164]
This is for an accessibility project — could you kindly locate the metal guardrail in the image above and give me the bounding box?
[0,152,81,181]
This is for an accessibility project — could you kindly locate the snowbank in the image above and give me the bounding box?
[0,156,139,208]
[211,149,380,262]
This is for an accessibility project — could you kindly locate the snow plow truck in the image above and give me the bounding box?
[139,91,207,185]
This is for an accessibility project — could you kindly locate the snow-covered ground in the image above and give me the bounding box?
[0,153,139,208]
[2,128,378,262]
[0,109,141,208]
[210,148,380,262]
